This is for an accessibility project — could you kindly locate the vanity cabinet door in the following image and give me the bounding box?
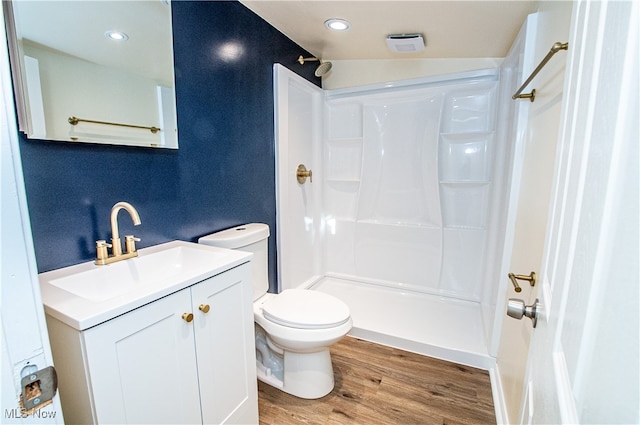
[191,264,258,425]
[83,288,202,425]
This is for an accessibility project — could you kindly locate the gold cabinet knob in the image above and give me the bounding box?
[199,304,210,314]
[182,313,194,323]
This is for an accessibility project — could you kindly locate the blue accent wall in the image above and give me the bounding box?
[17,1,320,291]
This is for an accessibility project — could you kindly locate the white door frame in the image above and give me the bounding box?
[1,5,63,421]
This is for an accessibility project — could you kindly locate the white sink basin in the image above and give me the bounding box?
[39,241,252,330]
[49,245,228,303]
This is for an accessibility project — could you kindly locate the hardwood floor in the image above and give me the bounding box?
[258,336,496,425]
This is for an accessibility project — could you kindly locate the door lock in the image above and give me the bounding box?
[507,298,540,328]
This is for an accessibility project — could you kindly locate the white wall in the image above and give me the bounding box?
[321,58,502,89]
[496,2,573,423]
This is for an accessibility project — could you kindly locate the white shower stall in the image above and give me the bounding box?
[273,17,533,370]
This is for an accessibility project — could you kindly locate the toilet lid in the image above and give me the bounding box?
[262,289,350,329]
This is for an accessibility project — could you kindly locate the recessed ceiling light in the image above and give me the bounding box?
[324,18,351,31]
[105,31,129,41]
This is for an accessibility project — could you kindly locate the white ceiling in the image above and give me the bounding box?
[240,0,539,60]
[10,0,539,84]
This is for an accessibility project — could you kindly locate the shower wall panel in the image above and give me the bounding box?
[324,75,498,300]
[359,97,443,226]
[274,65,324,292]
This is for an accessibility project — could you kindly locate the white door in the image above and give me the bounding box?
[518,1,639,423]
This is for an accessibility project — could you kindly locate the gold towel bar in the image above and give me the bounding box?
[68,116,160,134]
[512,41,568,102]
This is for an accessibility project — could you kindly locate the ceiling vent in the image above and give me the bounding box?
[386,34,425,53]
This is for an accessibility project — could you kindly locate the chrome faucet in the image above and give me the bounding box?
[95,202,141,265]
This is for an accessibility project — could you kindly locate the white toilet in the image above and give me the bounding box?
[199,223,352,399]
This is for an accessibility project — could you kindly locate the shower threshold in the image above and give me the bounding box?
[310,276,495,370]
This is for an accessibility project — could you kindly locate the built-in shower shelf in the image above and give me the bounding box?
[439,181,489,229]
[438,131,493,183]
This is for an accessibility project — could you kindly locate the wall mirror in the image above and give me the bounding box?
[4,0,178,149]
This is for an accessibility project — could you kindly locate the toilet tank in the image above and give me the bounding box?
[198,223,270,301]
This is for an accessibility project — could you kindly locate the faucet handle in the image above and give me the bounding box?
[96,240,112,261]
[124,235,141,254]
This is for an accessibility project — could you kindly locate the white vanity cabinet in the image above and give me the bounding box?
[45,263,258,425]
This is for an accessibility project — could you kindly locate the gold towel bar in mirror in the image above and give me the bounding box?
[68,116,160,134]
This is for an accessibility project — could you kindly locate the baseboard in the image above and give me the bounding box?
[489,364,509,425]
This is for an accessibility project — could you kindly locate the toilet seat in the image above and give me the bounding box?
[262,289,350,329]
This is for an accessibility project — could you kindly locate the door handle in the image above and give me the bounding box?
[507,298,539,328]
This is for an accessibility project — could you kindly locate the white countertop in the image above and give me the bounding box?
[39,240,252,330]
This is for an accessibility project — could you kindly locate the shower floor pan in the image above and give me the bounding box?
[311,277,494,370]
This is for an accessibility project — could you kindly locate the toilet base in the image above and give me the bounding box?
[256,348,335,399]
